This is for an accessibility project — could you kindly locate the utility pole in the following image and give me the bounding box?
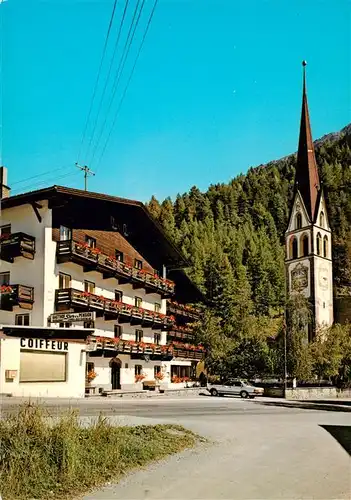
[75,163,95,191]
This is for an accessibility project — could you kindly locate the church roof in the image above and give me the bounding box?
[295,61,320,222]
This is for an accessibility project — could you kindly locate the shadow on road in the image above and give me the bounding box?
[256,400,351,413]
[320,425,351,455]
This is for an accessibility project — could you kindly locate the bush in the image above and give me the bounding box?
[0,404,199,500]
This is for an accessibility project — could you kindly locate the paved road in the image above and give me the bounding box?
[1,396,350,499]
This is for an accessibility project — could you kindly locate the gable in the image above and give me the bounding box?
[314,191,331,231]
[286,190,311,233]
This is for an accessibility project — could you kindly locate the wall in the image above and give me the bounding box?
[0,201,51,326]
[0,337,86,398]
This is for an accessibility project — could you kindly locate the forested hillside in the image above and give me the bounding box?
[148,124,351,320]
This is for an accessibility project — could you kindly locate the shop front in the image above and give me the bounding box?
[0,326,92,398]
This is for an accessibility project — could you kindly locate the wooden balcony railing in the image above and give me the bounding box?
[56,240,175,297]
[86,336,173,356]
[0,232,36,262]
[167,301,200,320]
[0,284,35,311]
[55,288,175,330]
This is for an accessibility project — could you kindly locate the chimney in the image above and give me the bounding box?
[0,166,10,199]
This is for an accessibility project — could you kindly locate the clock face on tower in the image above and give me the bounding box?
[291,263,308,292]
[319,268,329,291]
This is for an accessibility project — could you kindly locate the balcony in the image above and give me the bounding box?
[55,288,175,330]
[86,336,173,357]
[171,342,205,361]
[0,284,35,311]
[0,232,36,263]
[167,325,195,342]
[167,301,200,321]
[56,240,175,297]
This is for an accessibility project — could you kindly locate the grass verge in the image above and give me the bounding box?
[0,404,200,500]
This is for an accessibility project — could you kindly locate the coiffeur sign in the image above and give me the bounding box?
[20,338,69,351]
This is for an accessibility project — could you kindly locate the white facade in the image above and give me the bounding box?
[0,197,196,396]
[285,191,333,332]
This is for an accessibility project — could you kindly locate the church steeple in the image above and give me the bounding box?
[295,61,320,222]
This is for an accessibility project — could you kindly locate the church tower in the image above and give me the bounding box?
[285,62,333,337]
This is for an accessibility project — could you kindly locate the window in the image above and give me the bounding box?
[296,213,302,229]
[290,237,298,259]
[83,321,95,329]
[135,365,142,376]
[0,224,11,237]
[86,362,94,373]
[135,329,143,342]
[316,233,322,256]
[115,250,124,262]
[122,224,128,236]
[134,259,142,270]
[154,303,161,313]
[15,314,30,326]
[0,272,10,285]
[59,273,71,289]
[323,236,328,258]
[20,351,67,382]
[154,269,160,277]
[115,290,123,302]
[59,225,71,241]
[323,302,326,309]
[154,366,161,377]
[135,296,142,308]
[84,280,95,294]
[110,216,118,230]
[301,234,309,257]
[85,235,96,248]
[320,212,325,228]
[154,333,161,345]
[114,324,122,338]
[59,322,70,328]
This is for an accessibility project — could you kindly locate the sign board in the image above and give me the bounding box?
[20,338,69,351]
[48,311,96,323]
[5,370,17,380]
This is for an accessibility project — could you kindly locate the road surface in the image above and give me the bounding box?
[1,395,350,499]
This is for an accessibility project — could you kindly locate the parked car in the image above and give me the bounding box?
[207,379,264,398]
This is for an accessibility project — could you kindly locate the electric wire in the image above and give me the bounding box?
[88,0,146,166]
[83,0,130,162]
[77,0,119,164]
[11,171,81,195]
[94,0,158,170]
[11,165,74,186]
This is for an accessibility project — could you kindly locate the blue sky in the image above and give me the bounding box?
[2,0,350,201]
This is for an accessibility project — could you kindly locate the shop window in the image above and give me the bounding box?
[135,365,142,376]
[154,333,161,345]
[59,273,71,289]
[135,297,142,308]
[20,351,67,382]
[15,314,30,326]
[134,259,142,270]
[154,303,161,313]
[0,272,10,285]
[85,235,96,248]
[59,225,71,241]
[84,280,95,294]
[114,324,122,338]
[115,250,124,262]
[135,330,143,342]
[115,290,123,302]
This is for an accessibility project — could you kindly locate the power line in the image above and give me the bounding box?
[11,165,74,186]
[77,0,119,164]
[94,0,158,170]
[11,171,81,195]
[83,0,130,163]
[88,0,146,166]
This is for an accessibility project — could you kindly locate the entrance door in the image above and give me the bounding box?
[110,358,121,390]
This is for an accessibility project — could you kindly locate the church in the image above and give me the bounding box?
[285,61,334,337]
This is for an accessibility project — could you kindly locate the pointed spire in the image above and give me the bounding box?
[295,61,320,221]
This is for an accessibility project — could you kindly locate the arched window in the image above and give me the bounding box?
[316,233,322,256]
[323,236,328,258]
[301,234,309,257]
[319,212,325,228]
[296,213,302,229]
[290,236,298,259]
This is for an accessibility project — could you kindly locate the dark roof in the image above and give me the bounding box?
[168,269,206,304]
[295,63,320,221]
[1,185,189,269]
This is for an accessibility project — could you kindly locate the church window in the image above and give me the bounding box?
[319,212,325,228]
[290,237,298,259]
[301,234,309,257]
[296,213,302,229]
[316,233,322,255]
[323,236,328,258]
